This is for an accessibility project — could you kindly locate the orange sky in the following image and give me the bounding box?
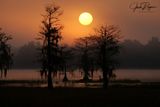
[0,0,160,47]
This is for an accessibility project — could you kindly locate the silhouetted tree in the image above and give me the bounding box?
[74,37,94,81]
[38,3,63,89]
[59,45,73,82]
[91,25,121,88]
[0,28,13,78]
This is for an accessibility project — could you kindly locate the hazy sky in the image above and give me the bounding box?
[0,0,160,47]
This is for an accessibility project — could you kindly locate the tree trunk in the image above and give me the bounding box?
[47,32,53,89]
[48,70,53,89]
[103,71,109,89]
[63,66,68,82]
[83,71,89,82]
[0,69,3,78]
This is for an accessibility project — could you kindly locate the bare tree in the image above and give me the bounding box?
[38,3,63,89]
[0,28,13,78]
[91,25,121,88]
[74,37,94,82]
[58,45,73,82]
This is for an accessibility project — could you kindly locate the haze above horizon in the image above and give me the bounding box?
[0,0,159,47]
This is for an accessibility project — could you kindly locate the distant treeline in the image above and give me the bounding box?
[13,41,40,69]
[118,37,160,69]
[12,37,160,69]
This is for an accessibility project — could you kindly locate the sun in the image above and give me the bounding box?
[79,12,93,26]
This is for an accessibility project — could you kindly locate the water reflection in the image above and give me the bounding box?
[1,69,160,87]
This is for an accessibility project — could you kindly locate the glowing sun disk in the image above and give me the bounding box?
[79,12,93,26]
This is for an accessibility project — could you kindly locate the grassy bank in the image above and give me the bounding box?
[0,86,160,107]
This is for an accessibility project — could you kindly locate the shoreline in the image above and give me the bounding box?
[1,79,160,88]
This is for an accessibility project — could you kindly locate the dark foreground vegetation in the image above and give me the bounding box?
[0,85,160,107]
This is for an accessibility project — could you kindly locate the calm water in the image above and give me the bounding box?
[1,69,160,82]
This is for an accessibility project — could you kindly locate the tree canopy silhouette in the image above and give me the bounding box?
[90,25,121,88]
[59,45,74,82]
[0,28,13,78]
[74,37,96,82]
[37,3,63,89]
